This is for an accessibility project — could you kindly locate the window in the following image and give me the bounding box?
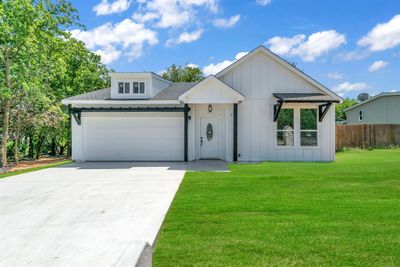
[300,109,317,146]
[124,82,130,93]
[133,82,139,94]
[133,82,145,94]
[118,82,124,94]
[139,82,145,94]
[359,110,363,121]
[277,109,294,146]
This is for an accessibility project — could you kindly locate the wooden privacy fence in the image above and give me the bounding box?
[336,124,400,150]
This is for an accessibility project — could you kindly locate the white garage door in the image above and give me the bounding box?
[82,113,184,161]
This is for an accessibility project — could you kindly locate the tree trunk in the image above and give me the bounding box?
[67,141,72,157]
[1,50,11,167]
[35,135,45,160]
[50,137,56,156]
[14,131,20,165]
[59,145,65,156]
[28,134,34,159]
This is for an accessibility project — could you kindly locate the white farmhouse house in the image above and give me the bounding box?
[62,46,341,162]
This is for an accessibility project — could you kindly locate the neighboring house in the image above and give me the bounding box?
[345,92,400,124]
[62,46,341,162]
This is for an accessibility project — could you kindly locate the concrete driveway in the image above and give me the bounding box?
[0,162,186,266]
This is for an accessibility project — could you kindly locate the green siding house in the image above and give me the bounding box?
[345,92,400,124]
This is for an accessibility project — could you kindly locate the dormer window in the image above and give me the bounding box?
[140,82,145,94]
[124,82,130,93]
[118,82,124,94]
[133,82,145,94]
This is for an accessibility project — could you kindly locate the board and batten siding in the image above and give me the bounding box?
[219,51,336,161]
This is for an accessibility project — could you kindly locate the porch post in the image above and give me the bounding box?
[233,103,238,162]
[184,104,189,162]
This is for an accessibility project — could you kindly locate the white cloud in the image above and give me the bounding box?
[333,82,370,95]
[93,0,131,16]
[390,89,398,92]
[328,72,343,80]
[166,29,204,46]
[134,0,218,28]
[368,60,389,72]
[268,34,305,55]
[338,50,369,61]
[187,63,199,68]
[132,12,159,23]
[213,15,241,28]
[235,52,248,60]
[70,19,158,64]
[358,14,400,51]
[203,51,248,76]
[256,0,271,6]
[95,46,121,64]
[267,30,346,61]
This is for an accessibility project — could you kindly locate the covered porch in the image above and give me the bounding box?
[180,75,245,162]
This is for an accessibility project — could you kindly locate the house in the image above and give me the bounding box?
[62,46,341,162]
[345,92,400,124]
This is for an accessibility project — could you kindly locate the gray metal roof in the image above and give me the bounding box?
[273,93,340,103]
[63,88,111,101]
[152,82,197,100]
[62,82,197,102]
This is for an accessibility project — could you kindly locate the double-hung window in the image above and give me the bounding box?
[300,109,318,146]
[133,82,139,94]
[358,110,363,121]
[118,82,124,94]
[124,82,130,93]
[277,109,294,146]
[139,82,145,93]
[133,82,145,94]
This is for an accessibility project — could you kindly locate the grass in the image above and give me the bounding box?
[153,150,400,266]
[0,160,72,179]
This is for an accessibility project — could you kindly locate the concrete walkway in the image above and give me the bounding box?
[0,162,186,267]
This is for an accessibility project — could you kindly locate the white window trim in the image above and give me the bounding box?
[275,104,321,150]
[300,108,318,147]
[132,81,146,95]
[124,82,130,94]
[276,109,295,147]
[358,110,363,121]
[118,82,124,94]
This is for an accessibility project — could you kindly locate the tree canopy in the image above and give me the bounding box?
[335,98,358,122]
[161,64,204,82]
[0,0,110,167]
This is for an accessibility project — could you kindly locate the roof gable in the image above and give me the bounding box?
[179,75,244,103]
[216,45,342,102]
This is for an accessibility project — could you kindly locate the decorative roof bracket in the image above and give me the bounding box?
[318,102,332,122]
[273,101,283,122]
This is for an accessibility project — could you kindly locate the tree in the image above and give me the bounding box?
[336,98,358,122]
[0,0,80,167]
[162,64,204,82]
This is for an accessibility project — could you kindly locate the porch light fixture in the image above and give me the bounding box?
[208,104,213,113]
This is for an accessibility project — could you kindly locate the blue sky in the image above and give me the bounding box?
[70,0,400,98]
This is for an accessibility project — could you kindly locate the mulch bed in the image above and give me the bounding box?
[1,157,69,173]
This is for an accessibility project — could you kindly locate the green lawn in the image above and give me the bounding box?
[0,160,72,179]
[154,150,400,266]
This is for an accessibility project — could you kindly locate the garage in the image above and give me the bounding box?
[82,113,184,161]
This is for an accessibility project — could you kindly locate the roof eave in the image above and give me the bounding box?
[62,99,182,106]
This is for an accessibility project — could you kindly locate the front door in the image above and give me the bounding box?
[200,117,219,159]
